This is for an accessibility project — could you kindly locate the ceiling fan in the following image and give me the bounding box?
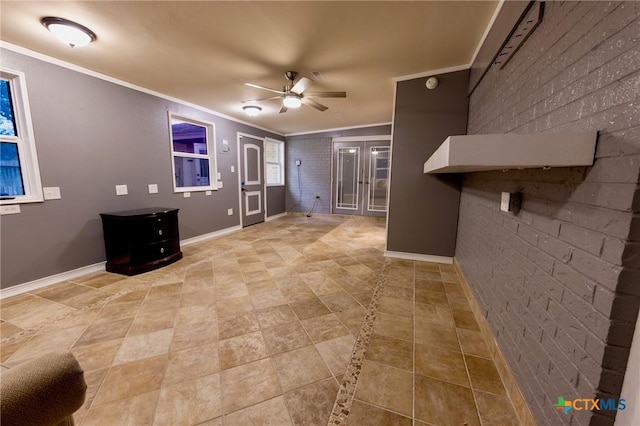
[243,71,346,113]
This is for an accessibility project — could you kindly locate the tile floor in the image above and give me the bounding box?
[0,215,520,425]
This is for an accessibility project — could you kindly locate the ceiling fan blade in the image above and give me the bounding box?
[241,96,282,103]
[304,92,347,98]
[291,77,312,94]
[279,105,288,114]
[301,98,328,112]
[245,82,284,95]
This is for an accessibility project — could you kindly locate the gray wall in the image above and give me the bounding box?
[266,186,285,217]
[284,125,392,214]
[0,49,283,289]
[386,71,469,256]
[456,2,640,425]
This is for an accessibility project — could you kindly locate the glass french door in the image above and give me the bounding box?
[332,140,390,217]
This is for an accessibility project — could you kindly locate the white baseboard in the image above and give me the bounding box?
[180,225,242,246]
[266,212,287,222]
[1,224,245,300]
[0,262,106,300]
[384,250,454,264]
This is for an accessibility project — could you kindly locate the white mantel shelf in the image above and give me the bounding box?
[423,132,598,173]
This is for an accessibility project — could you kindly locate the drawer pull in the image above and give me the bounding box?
[160,247,165,254]
[158,230,163,236]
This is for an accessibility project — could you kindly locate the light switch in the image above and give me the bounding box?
[217,172,222,180]
[206,190,212,196]
[230,165,235,173]
[115,184,128,196]
[183,192,191,198]
[148,184,158,194]
[43,187,61,200]
[227,208,233,216]
[0,205,21,215]
[218,181,223,188]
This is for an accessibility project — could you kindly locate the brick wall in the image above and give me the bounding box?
[285,125,392,214]
[457,2,640,425]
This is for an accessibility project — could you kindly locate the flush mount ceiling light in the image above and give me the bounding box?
[242,105,262,117]
[283,94,301,109]
[41,17,97,48]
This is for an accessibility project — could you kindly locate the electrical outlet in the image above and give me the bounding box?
[315,195,320,199]
[115,184,128,196]
[227,208,233,216]
[0,205,21,215]
[148,184,158,194]
[295,160,301,166]
[218,181,223,188]
[183,192,191,198]
[43,187,61,200]
[231,165,235,173]
[206,190,212,196]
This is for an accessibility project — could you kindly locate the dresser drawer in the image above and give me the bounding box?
[130,239,180,265]
[134,216,178,243]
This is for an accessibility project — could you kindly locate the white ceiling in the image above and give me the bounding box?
[0,1,498,135]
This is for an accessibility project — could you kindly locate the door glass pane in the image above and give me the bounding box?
[336,147,359,209]
[0,142,25,196]
[174,156,210,187]
[170,120,207,154]
[368,147,390,212]
[0,80,17,137]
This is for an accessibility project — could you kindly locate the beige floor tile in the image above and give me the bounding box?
[415,375,480,426]
[290,298,331,320]
[301,313,350,343]
[92,355,167,407]
[474,390,521,426]
[1,333,32,363]
[272,345,331,392]
[246,279,278,295]
[415,289,449,306]
[5,325,86,367]
[335,306,367,333]
[218,312,259,341]
[284,378,338,426]
[365,333,412,372]
[355,360,413,417]
[465,355,507,395]
[251,290,288,310]
[153,373,222,425]
[255,304,297,329]
[113,328,173,365]
[72,339,122,372]
[414,322,460,352]
[138,295,181,315]
[80,367,109,411]
[215,295,253,317]
[163,340,220,386]
[0,295,76,329]
[33,281,93,304]
[170,320,218,352]
[415,278,445,292]
[81,390,159,426]
[415,343,469,387]
[74,317,134,348]
[219,330,269,370]
[347,400,412,426]
[373,312,413,342]
[377,296,413,318]
[262,322,312,355]
[320,292,361,313]
[129,308,178,335]
[314,333,355,377]
[221,358,282,414]
[93,300,143,324]
[0,321,23,339]
[223,396,292,425]
[453,310,481,331]
[458,328,493,358]
[415,302,455,327]
[179,288,217,308]
[147,282,183,300]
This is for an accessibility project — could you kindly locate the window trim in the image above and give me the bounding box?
[264,138,285,187]
[168,112,218,193]
[0,68,43,205]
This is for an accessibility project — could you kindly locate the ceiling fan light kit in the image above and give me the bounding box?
[242,105,262,117]
[41,17,96,48]
[243,71,346,114]
[283,94,301,109]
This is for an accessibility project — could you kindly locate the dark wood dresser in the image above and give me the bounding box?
[100,207,182,275]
